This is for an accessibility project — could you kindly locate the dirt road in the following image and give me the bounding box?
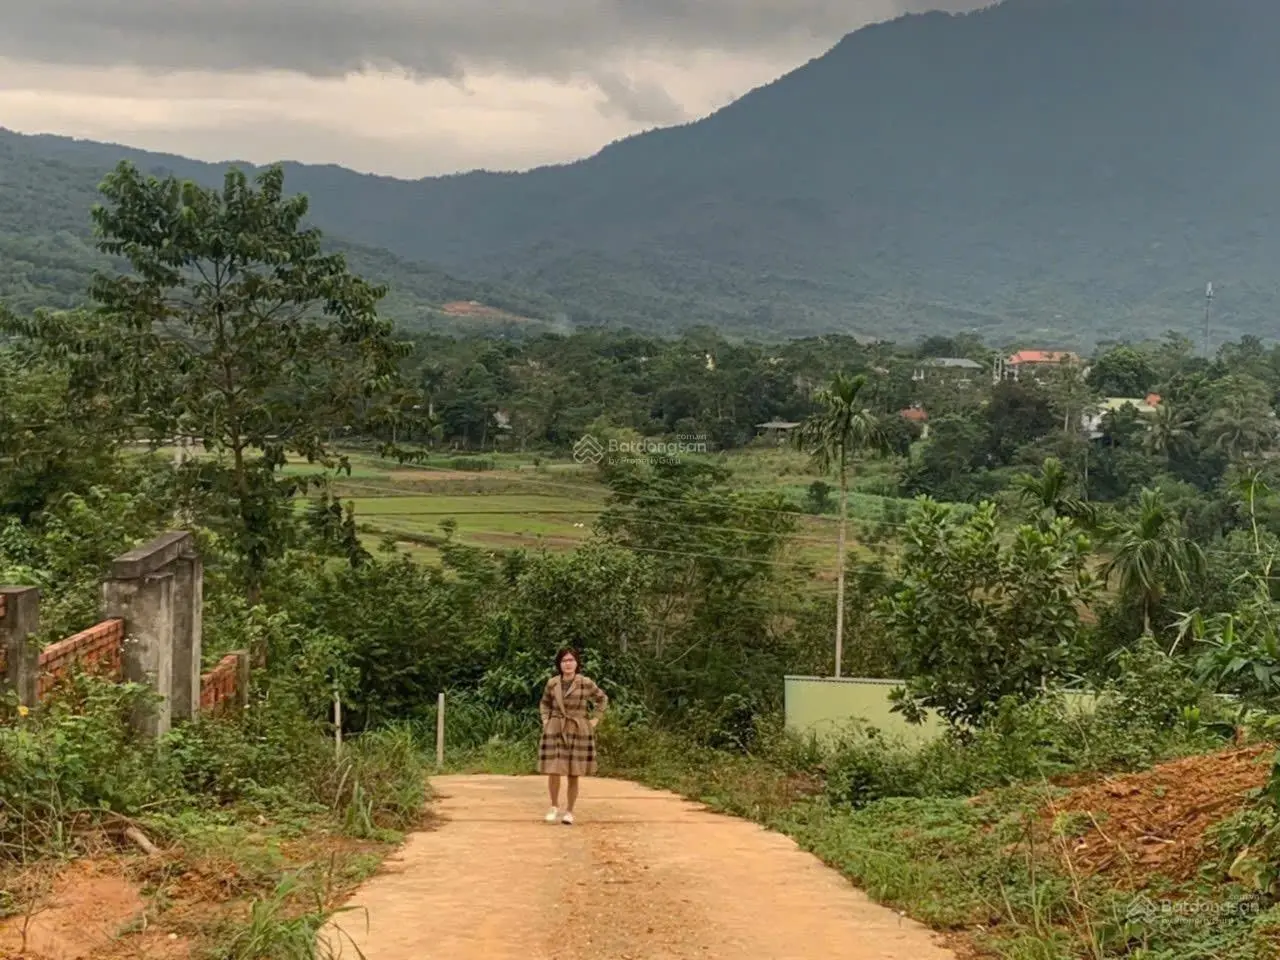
[319,775,955,960]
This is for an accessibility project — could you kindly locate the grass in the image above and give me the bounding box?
[134,441,914,578]
[328,448,912,578]
[0,675,432,959]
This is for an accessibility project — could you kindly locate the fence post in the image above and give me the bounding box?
[1,587,40,708]
[170,554,203,722]
[103,573,175,737]
[232,649,251,711]
[436,692,445,768]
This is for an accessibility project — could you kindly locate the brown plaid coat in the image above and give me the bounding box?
[538,674,608,776]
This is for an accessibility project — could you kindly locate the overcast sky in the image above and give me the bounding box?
[0,1,988,178]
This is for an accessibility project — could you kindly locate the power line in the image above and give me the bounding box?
[362,519,899,577]
[356,509,883,548]
[334,459,908,524]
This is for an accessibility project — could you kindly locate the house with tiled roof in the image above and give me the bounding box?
[1001,350,1083,382]
[899,405,930,438]
[1083,395,1161,437]
[911,357,985,385]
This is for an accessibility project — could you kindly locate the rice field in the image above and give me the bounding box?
[133,443,907,580]
[326,450,906,581]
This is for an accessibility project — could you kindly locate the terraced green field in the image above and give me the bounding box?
[133,444,907,580]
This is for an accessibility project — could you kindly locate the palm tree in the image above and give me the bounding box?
[1011,456,1095,530]
[1143,403,1192,458]
[795,373,887,677]
[1103,487,1205,636]
[1201,396,1278,461]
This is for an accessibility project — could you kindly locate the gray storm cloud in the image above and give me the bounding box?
[0,0,991,122]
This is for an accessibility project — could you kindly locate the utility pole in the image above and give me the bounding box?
[1204,282,1214,358]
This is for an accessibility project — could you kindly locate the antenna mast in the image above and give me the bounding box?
[1204,282,1214,357]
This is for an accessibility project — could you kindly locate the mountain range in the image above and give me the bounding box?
[3,0,1279,346]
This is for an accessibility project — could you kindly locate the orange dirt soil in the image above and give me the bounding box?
[320,775,957,960]
[0,859,182,960]
[0,832,387,960]
[1044,744,1274,886]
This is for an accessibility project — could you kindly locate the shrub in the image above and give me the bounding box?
[0,678,165,857]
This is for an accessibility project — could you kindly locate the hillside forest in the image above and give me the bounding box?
[10,0,1280,344]
[5,163,1280,959]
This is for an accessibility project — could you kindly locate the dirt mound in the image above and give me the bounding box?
[1045,745,1273,886]
[0,860,149,960]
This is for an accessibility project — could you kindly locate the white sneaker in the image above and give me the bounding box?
[544,807,559,823]
[561,812,575,826]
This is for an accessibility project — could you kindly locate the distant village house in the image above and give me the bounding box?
[911,357,984,384]
[756,420,801,445]
[899,405,930,438]
[1001,350,1083,382]
[1083,394,1161,438]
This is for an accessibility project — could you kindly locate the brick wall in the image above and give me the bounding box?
[36,619,125,699]
[200,654,242,715]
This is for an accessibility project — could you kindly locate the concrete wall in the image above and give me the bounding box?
[784,676,1099,744]
[2,531,243,735]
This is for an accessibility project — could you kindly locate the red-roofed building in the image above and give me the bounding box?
[1002,350,1082,382]
[900,405,930,438]
[1008,350,1080,367]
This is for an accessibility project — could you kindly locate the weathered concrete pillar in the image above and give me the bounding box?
[103,573,175,737]
[232,649,251,711]
[170,555,204,721]
[0,586,40,708]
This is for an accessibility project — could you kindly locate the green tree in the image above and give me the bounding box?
[1043,360,1097,434]
[805,480,834,514]
[1144,402,1193,458]
[1201,375,1278,462]
[795,373,887,677]
[878,500,1097,728]
[1010,457,1095,531]
[18,163,409,600]
[596,458,800,720]
[902,413,991,501]
[0,328,129,520]
[1086,345,1157,397]
[983,380,1057,464]
[1103,488,1206,636]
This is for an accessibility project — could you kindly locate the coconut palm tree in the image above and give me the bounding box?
[1011,456,1096,531]
[1143,403,1193,458]
[795,373,887,677]
[1201,396,1278,461]
[1103,487,1205,636]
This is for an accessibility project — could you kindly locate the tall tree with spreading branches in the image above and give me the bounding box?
[13,162,410,601]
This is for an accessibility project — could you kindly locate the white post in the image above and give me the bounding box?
[334,687,343,758]
[436,692,445,768]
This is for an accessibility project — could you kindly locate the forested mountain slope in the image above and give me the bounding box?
[5,0,1279,344]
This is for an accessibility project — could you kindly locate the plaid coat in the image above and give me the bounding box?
[538,674,608,776]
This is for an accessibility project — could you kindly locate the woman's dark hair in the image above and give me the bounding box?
[554,647,581,675]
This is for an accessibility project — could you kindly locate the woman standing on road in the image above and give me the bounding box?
[539,648,608,825]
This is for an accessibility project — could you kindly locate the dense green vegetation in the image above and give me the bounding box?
[9,158,1280,957]
[9,0,1280,342]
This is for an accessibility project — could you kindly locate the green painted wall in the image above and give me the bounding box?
[784,676,1099,744]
